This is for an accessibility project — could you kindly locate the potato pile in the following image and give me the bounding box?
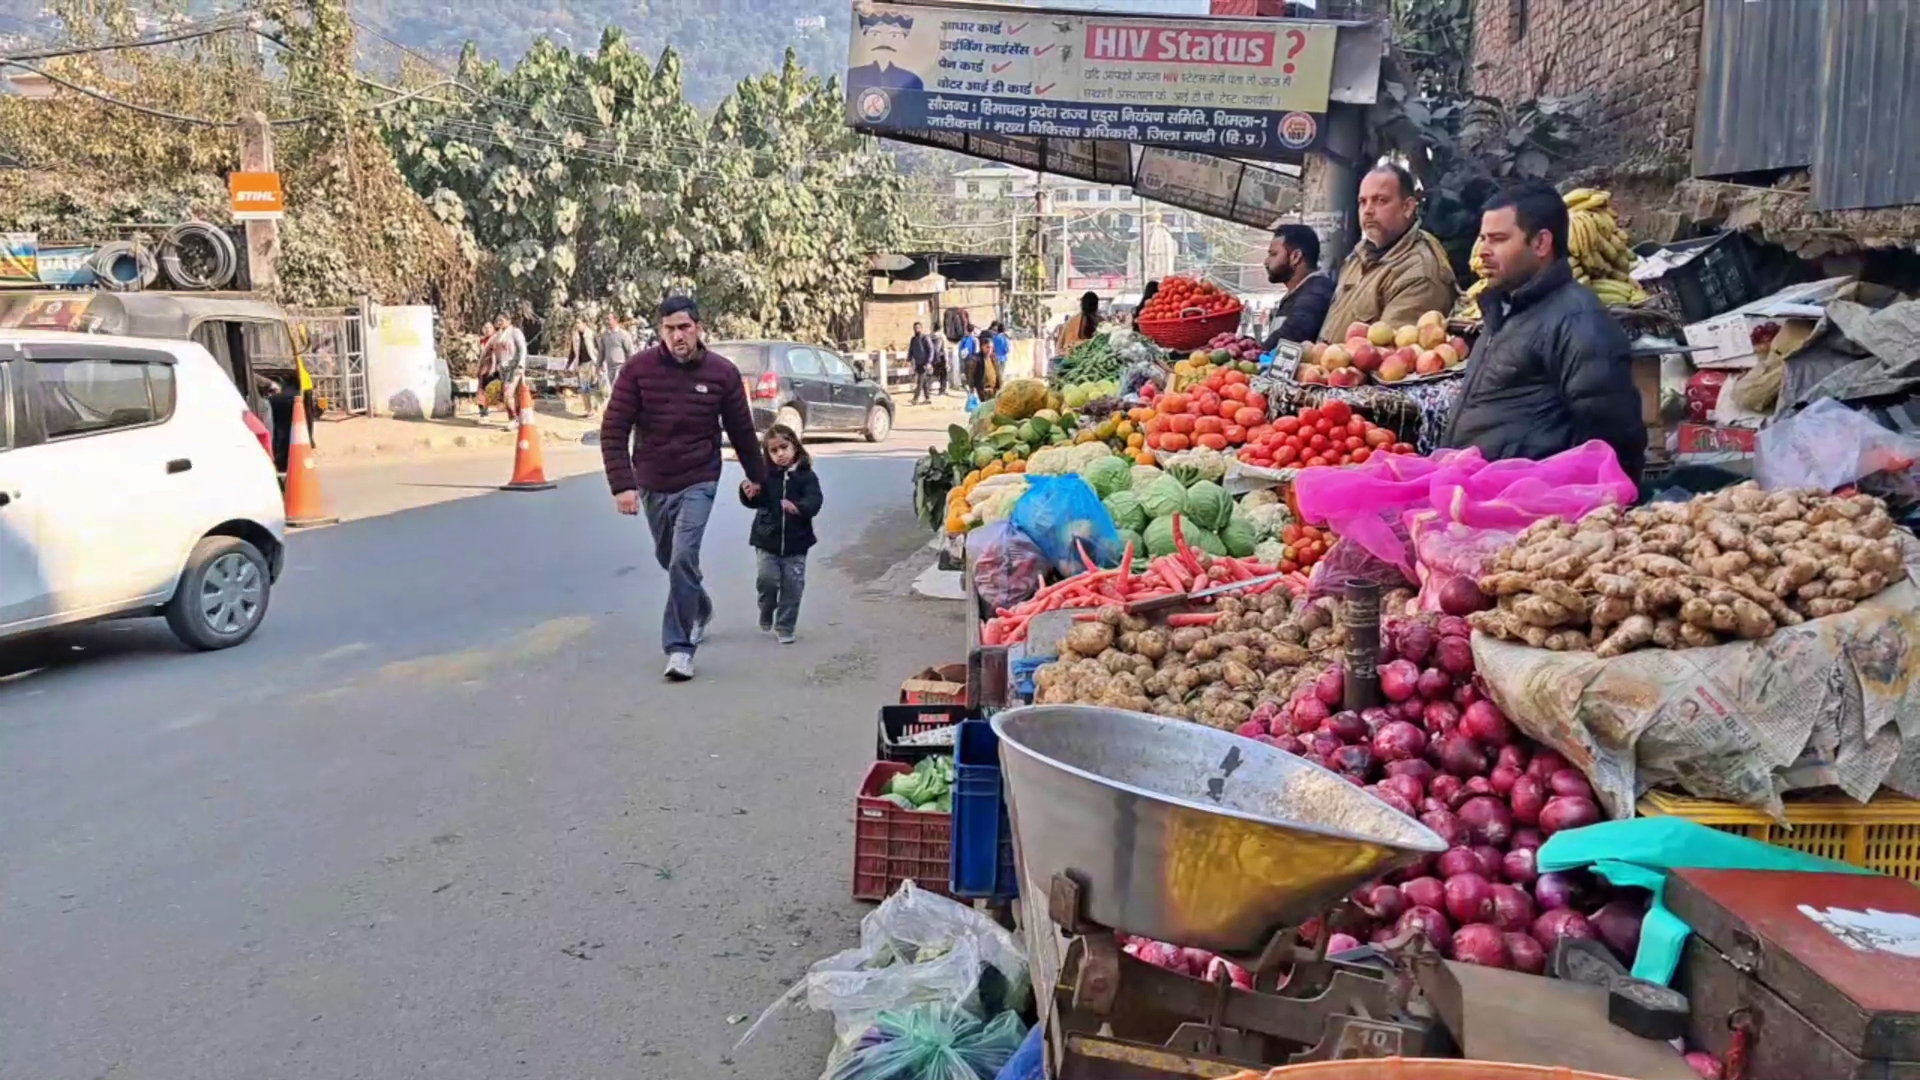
[1470,484,1905,658]
[1033,587,1413,730]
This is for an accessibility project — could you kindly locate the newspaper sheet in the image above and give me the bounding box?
[1473,577,1920,821]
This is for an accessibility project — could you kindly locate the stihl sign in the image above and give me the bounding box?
[228,172,285,220]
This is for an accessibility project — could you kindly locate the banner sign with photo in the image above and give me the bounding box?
[1,233,38,285]
[845,0,1336,161]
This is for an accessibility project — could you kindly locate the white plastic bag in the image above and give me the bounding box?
[1756,397,1920,493]
[736,882,1030,1076]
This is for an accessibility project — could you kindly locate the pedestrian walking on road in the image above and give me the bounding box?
[567,317,602,413]
[907,320,935,405]
[601,296,768,681]
[493,312,529,423]
[597,311,635,390]
[738,424,821,644]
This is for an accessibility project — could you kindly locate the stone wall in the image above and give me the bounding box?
[1470,0,1705,170]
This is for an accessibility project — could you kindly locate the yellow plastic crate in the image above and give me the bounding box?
[1637,790,1920,881]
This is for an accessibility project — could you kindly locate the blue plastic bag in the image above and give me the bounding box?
[965,391,980,412]
[1010,474,1123,577]
[994,1024,1043,1080]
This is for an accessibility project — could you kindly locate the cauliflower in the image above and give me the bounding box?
[1241,489,1279,509]
[1242,501,1294,541]
[1254,538,1287,567]
[1025,445,1071,476]
[1163,446,1230,484]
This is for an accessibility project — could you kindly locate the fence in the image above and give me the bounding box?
[288,308,367,416]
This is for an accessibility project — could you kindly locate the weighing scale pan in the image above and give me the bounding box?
[994,705,1445,955]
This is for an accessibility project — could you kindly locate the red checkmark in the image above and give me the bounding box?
[1007,21,1027,34]
[1034,44,1056,57]
[1035,82,1056,95]
[992,61,1012,73]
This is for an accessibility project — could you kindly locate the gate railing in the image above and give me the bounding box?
[288,307,368,416]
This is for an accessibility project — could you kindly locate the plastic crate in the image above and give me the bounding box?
[1638,790,1920,881]
[853,761,952,902]
[876,703,972,764]
[900,677,966,705]
[1639,231,1759,323]
[949,719,1018,900]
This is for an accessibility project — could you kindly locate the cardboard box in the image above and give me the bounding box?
[1676,422,1758,464]
[1682,277,1855,369]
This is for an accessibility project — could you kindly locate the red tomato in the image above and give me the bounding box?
[1196,432,1228,451]
[1281,523,1301,543]
[1299,408,1321,426]
[1161,432,1191,451]
[1223,370,1249,386]
[1392,442,1415,454]
[1314,418,1334,436]
[1249,424,1272,440]
[1193,392,1221,417]
[1204,372,1226,392]
[1308,433,1329,451]
[1352,448,1371,464]
[1244,392,1266,414]
[1345,435,1364,451]
[1160,392,1188,413]
[1321,401,1352,425]
[1346,416,1367,436]
[1194,415,1225,437]
[1275,415,1301,434]
[1306,456,1327,468]
[1168,413,1196,435]
[1286,434,1306,452]
[1221,383,1249,403]
[1364,428,1393,447]
[1280,560,1298,573]
[1233,406,1264,428]
[1222,423,1247,443]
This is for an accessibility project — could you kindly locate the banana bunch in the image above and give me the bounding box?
[1456,237,1489,321]
[1564,188,1649,306]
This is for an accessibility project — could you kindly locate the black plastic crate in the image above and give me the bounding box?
[1642,232,1760,324]
[876,704,972,764]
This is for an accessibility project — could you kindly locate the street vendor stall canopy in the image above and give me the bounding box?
[843,0,1385,229]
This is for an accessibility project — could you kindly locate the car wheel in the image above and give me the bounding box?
[774,406,805,441]
[164,536,272,651]
[862,404,892,443]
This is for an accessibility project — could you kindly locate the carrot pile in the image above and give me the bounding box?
[981,514,1311,646]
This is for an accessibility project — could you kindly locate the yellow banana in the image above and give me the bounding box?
[1562,188,1596,207]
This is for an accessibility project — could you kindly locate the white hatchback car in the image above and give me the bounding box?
[0,332,287,650]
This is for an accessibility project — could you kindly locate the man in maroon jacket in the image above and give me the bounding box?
[601,297,768,681]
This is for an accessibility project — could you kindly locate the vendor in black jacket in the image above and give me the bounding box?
[1442,181,1646,483]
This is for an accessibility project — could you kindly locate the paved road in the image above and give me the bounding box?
[0,407,968,1079]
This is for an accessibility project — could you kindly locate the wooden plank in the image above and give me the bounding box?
[1422,960,1698,1080]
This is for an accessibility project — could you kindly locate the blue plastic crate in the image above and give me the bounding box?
[950,719,1018,900]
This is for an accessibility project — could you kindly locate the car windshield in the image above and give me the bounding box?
[710,342,768,375]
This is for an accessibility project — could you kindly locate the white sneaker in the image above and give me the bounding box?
[690,617,710,646]
[663,653,695,681]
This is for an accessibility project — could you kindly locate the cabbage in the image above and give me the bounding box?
[1144,515,1180,558]
[1221,517,1258,558]
[1129,465,1165,492]
[1188,527,1227,557]
[1102,490,1147,532]
[1114,527,1145,560]
[1184,480,1232,533]
[1254,538,1287,567]
[1138,475,1188,519]
[1083,455,1132,498]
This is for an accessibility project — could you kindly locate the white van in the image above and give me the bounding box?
[0,333,287,650]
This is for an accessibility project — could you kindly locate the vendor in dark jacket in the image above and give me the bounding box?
[1261,223,1335,349]
[1442,181,1646,483]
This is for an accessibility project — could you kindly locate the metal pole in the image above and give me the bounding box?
[237,111,278,292]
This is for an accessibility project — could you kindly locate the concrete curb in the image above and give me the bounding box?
[322,425,600,461]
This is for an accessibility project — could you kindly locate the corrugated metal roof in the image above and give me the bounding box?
[1693,0,1920,212]
[1692,0,1825,178]
[1813,0,1920,212]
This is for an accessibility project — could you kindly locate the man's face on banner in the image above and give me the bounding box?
[861,16,912,57]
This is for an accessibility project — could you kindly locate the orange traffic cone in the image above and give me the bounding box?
[283,395,338,528]
[501,381,556,491]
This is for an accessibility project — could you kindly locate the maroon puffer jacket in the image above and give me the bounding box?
[600,344,767,495]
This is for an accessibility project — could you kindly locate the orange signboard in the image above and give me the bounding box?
[228,171,285,220]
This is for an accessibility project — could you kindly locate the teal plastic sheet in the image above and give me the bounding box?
[1537,817,1875,984]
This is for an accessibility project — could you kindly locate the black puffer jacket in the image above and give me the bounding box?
[739,464,824,556]
[1442,259,1646,483]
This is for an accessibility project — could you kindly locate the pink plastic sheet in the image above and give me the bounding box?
[1292,441,1639,579]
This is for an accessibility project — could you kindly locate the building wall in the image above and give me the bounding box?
[1470,0,1705,168]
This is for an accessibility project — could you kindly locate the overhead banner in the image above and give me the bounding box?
[1,233,38,285]
[1134,147,1300,230]
[846,0,1337,161]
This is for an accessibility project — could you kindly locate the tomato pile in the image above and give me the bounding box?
[1273,521,1332,574]
[1237,400,1415,469]
[1139,367,1267,452]
[1138,276,1242,322]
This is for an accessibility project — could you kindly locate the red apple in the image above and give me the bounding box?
[1379,355,1411,383]
[1434,343,1461,367]
[1449,336,1471,359]
[1415,349,1445,375]
[1332,367,1365,387]
[1345,321,1372,343]
[1346,342,1377,371]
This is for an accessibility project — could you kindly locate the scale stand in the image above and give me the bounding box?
[1046,872,1440,1079]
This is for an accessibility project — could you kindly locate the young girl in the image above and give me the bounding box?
[738,425,823,643]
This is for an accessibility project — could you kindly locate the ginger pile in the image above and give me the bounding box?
[1470,483,1904,658]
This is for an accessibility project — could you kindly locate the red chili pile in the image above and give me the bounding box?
[1236,614,1647,972]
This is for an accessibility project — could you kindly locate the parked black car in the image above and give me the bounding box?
[711,340,894,443]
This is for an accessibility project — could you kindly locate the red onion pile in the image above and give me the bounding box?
[1117,932,1254,988]
[1243,614,1644,971]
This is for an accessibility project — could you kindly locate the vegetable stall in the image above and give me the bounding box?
[809,258,1920,1080]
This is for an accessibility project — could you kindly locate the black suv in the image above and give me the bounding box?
[712,340,894,442]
